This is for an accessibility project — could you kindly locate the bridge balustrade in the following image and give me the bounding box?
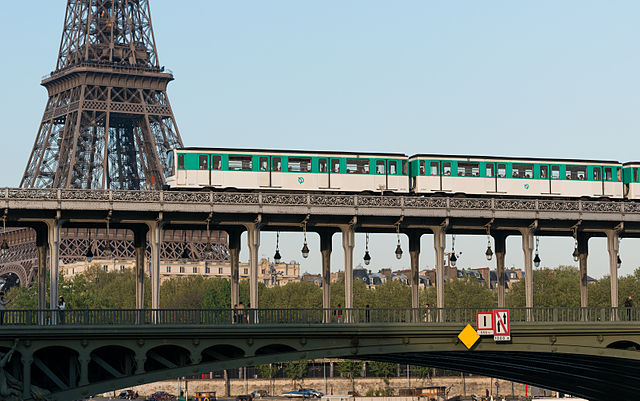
[0,306,636,326]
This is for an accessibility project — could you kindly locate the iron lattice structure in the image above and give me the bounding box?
[21,0,183,190]
[6,1,229,283]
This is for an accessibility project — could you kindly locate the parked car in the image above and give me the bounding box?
[250,390,268,398]
[149,391,175,401]
[118,390,135,399]
[282,389,323,398]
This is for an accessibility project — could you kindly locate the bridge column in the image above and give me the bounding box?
[228,229,242,310]
[320,231,333,323]
[341,226,355,322]
[46,219,61,317]
[433,227,446,310]
[22,353,33,399]
[78,353,90,387]
[35,226,48,311]
[494,233,507,308]
[577,233,589,309]
[148,220,164,311]
[606,230,620,310]
[135,352,146,375]
[246,224,260,312]
[133,227,148,310]
[520,229,534,314]
[408,231,421,315]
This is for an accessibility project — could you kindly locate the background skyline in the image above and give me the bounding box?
[1,1,639,278]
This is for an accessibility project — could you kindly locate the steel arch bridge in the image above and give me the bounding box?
[0,307,639,401]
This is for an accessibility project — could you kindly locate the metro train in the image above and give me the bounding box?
[165,148,640,200]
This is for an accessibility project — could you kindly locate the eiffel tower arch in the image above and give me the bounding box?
[7,0,229,291]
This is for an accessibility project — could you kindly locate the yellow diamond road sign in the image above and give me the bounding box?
[458,324,480,349]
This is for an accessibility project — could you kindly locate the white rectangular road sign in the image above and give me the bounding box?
[476,312,494,335]
[493,309,511,341]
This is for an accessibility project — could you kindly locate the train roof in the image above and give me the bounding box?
[176,147,408,158]
[409,154,622,165]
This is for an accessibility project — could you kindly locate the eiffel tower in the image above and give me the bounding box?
[21,0,182,190]
[2,0,228,290]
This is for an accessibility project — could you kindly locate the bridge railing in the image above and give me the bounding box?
[0,306,637,326]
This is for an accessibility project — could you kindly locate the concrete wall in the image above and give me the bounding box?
[109,377,531,399]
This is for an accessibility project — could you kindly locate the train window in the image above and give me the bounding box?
[431,162,439,175]
[332,159,340,173]
[402,161,407,175]
[605,167,612,181]
[346,159,370,174]
[272,157,281,171]
[178,154,185,169]
[199,155,208,170]
[512,163,533,179]
[212,155,221,170]
[228,156,252,171]
[497,164,506,178]
[635,169,639,183]
[259,157,268,171]
[376,160,386,174]
[593,167,600,180]
[566,165,587,180]
[443,162,451,176]
[419,161,425,175]
[319,159,327,173]
[389,161,397,175]
[551,166,559,179]
[486,164,494,177]
[458,162,479,177]
[617,168,622,181]
[540,165,548,179]
[288,157,312,172]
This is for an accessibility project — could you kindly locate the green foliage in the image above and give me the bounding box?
[258,363,280,379]
[284,360,308,387]
[368,361,396,387]
[506,266,580,307]
[336,360,363,392]
[365,388,394,397]
[411,365,433,384]
[260,281,322,308]
[443,276,496,308]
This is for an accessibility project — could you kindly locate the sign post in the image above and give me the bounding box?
[476,312,494,335]
[493,309,511,341]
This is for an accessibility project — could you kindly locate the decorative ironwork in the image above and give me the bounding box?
[494,199,536,210]
[310,194,355,206]
[262,193,308,205]
[449,198,492,209]
[358,195,402,207]
[581,201,623,213]
[404,197,447,208]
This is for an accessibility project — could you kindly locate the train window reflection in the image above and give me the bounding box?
[634,168,639,183]
[402,161,407,175]
[332,159,340,173]
[346,159,370,174]
[512,163,533,179]
[605,167,612,181]
[272,157,281,172]
[443,162,451,176]
[212,155,221,170]
[259,157,268,171]
[430,162,439,175]
[617,168,622,181]
[199,155,208,170]
[566,165,587,180]
[540,165,548,179]
[419,161,425,175]
[551,166,560,179]
[288,157,312,172]
[319,159,327,173]
[229,156,252,171]
[458,162,479,177]
[593,167,600,181]
[376,160,385,174]
[486,164,494,177]
[389,161,397,175]
[497,164,506,178]
[178,154,185,169]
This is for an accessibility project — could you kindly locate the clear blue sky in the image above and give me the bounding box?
[1,1,640,278]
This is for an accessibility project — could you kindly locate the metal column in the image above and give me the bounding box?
[408,231,421,311]
[606,230,620,309]
[247,224,260,310]
[148,221,164,310]
[433,227,446,309]
[47,219,61,313]
[36,226,48,311]
[494,233,507,308]
[320,231,333,323]
[341,226,354,322]
[577,234,589,308]
[520,229,534,311]
[228,230,242,309]
[133,227,147,310]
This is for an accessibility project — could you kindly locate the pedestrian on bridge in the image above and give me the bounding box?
[0,293,9,325]
[624,295,633,321]
[58,296,66,325]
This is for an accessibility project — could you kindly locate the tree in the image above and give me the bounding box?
[284,360,308,388]
[258,363,280,395]
[411,365,433,385]
[336,360,363,393]
[368,361,396,388]
[507,266,580,307]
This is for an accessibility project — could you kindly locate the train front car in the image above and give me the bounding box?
[167,148,410,193]
[623,162,640,200]
[409,155,624,199]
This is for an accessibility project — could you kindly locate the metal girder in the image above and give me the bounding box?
[90,354,125,379]
[147,351,177,369]
[33,356,69,391]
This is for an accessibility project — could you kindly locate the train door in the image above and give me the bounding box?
[486,162,497,193]
[197,154,210,187]
[318,158,329,189]
[258,156,270,187]
[373,159,387,191]
[593,166,604,196]
[539,164,552,194]
[549,164,562,195]
[441,161,453,192]
[177,153,187,186]
[328,158,341,189]
[271,157,283,188]
[495,163,507,193]
[210,155,222,186]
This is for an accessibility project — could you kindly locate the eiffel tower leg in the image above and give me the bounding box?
[134,227,148,310]
[47,220,61,321]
